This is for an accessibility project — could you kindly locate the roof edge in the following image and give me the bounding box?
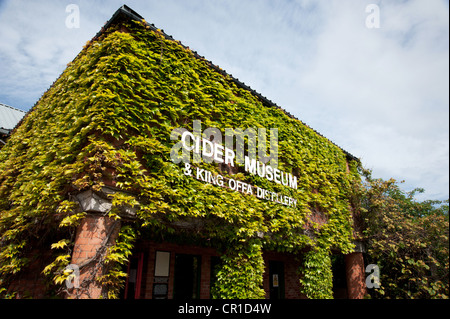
[14,5,359,162]
[0,102,27,114]
[99,6,359,162]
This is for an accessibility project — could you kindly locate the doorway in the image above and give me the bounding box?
[122,253,144,299]
[173,254,201,299]
[269,261,285,299]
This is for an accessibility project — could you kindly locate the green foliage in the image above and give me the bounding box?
[98,225,137,299]
[299,247,334,299]
[355,168,449,299]
[0,20,359,298]
[212,240,266,299]
[42,254,72,287]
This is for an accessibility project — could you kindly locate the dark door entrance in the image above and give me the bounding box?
[122,253,144,299]
[331,254,348,298]
[269,261,285,299]
[173,254,201,299]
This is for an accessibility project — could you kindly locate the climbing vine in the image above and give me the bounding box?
[0,19,360,298]
[98,225,137,299]
[299,247,334,299]
[211,240,266,299]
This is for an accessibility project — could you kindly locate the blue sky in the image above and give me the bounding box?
[0,0,448,201]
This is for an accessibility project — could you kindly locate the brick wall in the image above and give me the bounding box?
[67,214,121,299]
[130,241,306,299]
[7,248,53,298]
[137,241,218,299]
[6,235,364,299]
[345,252,367,299]
[263,251,306,299]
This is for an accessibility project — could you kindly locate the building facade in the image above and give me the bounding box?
[0,103,26,148]
[0,6,366,299]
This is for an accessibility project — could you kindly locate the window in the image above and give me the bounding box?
[153,251,170,299]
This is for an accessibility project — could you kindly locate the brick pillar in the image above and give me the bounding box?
[67,214,120,299]
[345,252,366,299]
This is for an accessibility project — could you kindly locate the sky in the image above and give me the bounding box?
[0,0,448,201]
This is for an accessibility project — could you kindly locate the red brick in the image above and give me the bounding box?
[345,252,367,299]
[67,214,120,299]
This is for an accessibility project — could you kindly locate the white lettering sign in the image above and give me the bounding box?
[184,163,297,208]
[172,121,298,207]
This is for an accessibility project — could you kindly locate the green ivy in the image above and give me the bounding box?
[99,225,137,299]
[299,248,334,299]
[0,20,360,298]
[212,240,266,299]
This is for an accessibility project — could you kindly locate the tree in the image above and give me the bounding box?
[353,168,449,298]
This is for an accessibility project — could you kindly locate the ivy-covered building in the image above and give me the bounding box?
[0,5,366,299]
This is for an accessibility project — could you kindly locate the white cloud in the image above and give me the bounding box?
[282,0,449,200]
[0,0,448,200]
[0,0,112,108]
